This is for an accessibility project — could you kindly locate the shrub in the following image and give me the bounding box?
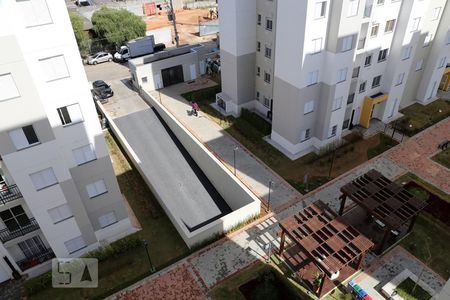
[181,85,221,104]
[85,235,143,261]
[240,108,272,135]
[24,271,52,296]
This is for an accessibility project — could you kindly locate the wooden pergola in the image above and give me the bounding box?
[279,201,374,298]
[339,170,428,254]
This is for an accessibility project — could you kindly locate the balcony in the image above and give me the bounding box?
[16,248,55,271]
[0,218,40,243]
[0,184,23,205]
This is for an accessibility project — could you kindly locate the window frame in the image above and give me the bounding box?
[57,103,84,127]
[384,19,396,33]
[86,179,108,199]
[9,125,40,150]
[304,100,315,115]
[372,75,382,88]
[30,167,58,191]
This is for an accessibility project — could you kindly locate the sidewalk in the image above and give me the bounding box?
[149,80,302,211]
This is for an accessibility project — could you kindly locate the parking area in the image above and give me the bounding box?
[84,62,148,118]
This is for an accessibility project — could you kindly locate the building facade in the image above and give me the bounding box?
[0,0,135,282]
[218,0,450,159]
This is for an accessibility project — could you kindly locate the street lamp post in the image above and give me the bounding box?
[233,146,239,176]
[142,240,155,272]
[267,180,274,212]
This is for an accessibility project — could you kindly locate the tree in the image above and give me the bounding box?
[69,12,89,57]
[91,7,146,48]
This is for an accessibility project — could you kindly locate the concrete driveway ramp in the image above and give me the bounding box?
[114,108,231,232]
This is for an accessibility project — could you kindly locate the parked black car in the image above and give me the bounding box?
[92,80,114,100]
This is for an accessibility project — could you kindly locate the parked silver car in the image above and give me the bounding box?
[87,52,113,65]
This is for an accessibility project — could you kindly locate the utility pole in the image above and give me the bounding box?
[168,0,180,47]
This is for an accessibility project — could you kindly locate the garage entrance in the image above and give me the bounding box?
[161,65,184,87]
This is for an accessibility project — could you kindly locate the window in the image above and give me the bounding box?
[415,59,424,71]
[18,236,46,259]
[372,75,382,87]
[307,70,319,85]
[364,54,372,66]
[337,67,348,83]
[364,5,372,18]
[395,72,405,85]
[39,55,69,82]
[427,81,437,99]
[432,7,441,20]
[359,81,367,93]
[98,212,118,228]
[328,125,338,137]
[265,46,272,58]
[304,100,314,114]
[370,24,379,37]
[352,66,360,78]
[65,236,86,254]
[378,48,388,62]
[264,97,270,108]
[57,104,83,126]
[347,93,355,104]
[257,14,261,25]
[411,17,420,32]
[48,204,73,224]
[16,0,52,27]
[424,34,433,47]
[256,66,260,76]
[343,119,350,129]
[142,77,148,83]
[341,36,353,52]
[256,91,260,100]
[0,206,30,232]
[438,57,446,68]
[401,46,412,60]
[312,38,323,54]
[315,1,326,19]
[0,73,20,101]
[9,125,39,150]
[332,97,343,111]
[72,144,96,166]
[387,98,398,118]
[257,41,261,52]
[86,179,107,198]
[264,72,271,83]
[447,33,450,45]
[30,168,57,190]
[300,129,311,141]
[347,0,359,17]
[377,0,384,4]
[385,19,396,33]
[266,18,273,31]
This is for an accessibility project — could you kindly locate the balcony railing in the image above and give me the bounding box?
[0,184,23,205]
[0,218,40,243]
[16,248,55,271]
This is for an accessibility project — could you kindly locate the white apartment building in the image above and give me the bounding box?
[218,0,450,159]
[0,0,135,282]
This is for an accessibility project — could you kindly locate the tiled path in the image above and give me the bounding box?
[387,118,450,193]
[108,82,450,300]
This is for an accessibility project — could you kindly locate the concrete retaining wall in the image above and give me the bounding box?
[139,90,261,247]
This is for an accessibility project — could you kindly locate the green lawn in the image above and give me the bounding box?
[28,132,189,300]
[367,134,398,159]
[394,99,450,136]
[395,278,432,300]
[432,148,450,169]
[395,173,450,203]
[400,214,450,279]
[209,258,314,300]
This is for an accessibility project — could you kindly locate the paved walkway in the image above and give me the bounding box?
[107,83,450,300]
[149,80,302,210]
[387,118,450,194]
[354,246,445,299]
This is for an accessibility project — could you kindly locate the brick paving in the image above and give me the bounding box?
[116,264,206,300]
[387,118,450,193]
[108,90,449,299]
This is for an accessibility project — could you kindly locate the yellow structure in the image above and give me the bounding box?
[439,67,450,92]
[359,93,389,128]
